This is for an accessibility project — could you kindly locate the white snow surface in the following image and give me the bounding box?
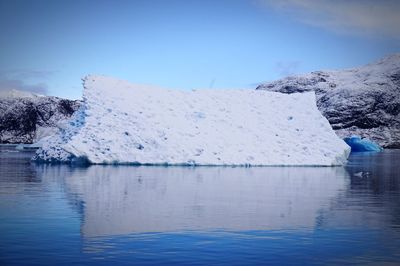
[34,75,350,166]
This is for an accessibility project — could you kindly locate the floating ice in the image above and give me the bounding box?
[34,75,350,166]
[343,136,383,152]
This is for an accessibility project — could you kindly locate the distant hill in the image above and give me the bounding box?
[257,54,400,148]
[0,90,81,144]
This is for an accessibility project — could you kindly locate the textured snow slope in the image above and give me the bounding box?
[257,54,400,148]
[34,75,349,165]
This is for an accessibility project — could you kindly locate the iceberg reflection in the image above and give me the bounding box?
[37,166,350,237]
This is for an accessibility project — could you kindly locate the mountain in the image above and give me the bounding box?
[0,90,81,144]
[256,54,400,148]
[33,75,349,166]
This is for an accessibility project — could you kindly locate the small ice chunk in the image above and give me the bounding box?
[343,136,383,152]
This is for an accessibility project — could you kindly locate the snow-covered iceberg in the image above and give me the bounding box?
[34,75,350,166]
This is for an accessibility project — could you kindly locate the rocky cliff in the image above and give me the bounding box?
[0,90,80,144]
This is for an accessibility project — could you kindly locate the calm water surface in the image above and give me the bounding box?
[0,146,399,265]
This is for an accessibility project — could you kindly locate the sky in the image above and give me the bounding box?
[0,0,399,99]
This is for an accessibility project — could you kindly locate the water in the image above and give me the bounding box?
[0,146,399,265]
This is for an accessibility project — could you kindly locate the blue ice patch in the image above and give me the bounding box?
[343,136,383,152]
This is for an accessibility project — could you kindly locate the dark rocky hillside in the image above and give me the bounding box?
[0,90,81,144]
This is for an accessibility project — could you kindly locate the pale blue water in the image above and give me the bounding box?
[0,147,399,265]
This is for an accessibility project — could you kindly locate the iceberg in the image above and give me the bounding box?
[343,136,383,152]
[34,75,350,166]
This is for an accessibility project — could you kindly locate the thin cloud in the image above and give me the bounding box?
[0,79,48,95]
[257,0,400,38]
[0,70,50,94]
[5,69,54,80]
[275,61,301,77]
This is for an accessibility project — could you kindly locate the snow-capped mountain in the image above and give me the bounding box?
[34,75,349,166]
[257,54,400,148]
[0,90,80,144]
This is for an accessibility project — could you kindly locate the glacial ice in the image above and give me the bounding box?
[34,75,350,166]
[343,136,383,152]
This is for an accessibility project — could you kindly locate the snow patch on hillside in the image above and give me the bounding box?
[34,75,350,166]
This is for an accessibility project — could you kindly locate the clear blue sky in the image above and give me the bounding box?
[0,0,399,99]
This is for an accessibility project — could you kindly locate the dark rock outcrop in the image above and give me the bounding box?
[0,90,81,144]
